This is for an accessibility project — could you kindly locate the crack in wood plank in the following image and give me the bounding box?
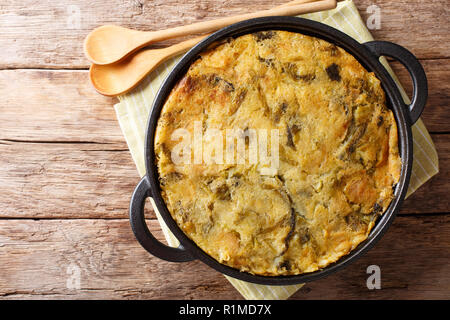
[0,139,115,145]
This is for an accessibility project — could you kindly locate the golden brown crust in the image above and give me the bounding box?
[154,31,401,276]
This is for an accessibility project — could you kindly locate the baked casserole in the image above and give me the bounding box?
[154,30,401,276]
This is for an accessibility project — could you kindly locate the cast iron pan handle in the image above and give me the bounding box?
[130,177,194,262]
[364,41,427,125]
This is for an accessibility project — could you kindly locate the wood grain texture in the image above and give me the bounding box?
[0,0,448,69]
[0,142,138,219]
[0,70,121,144]
[0,219,242,299]
[0,215,448,299]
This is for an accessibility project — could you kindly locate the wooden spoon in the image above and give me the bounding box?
[84,0,336,65]
[89,35,208,96]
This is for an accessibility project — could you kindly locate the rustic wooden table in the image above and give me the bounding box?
[0,0,448,299]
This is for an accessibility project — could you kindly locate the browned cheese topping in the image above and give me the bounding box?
[154,30,401,276]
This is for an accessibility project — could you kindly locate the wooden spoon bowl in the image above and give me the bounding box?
[89,36,206,96]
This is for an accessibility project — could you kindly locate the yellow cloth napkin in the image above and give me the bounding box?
[114,0,439,300]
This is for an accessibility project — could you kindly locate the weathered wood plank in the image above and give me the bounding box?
[0,215,448,299]
[0,135,447,219]
[0,219,242,300]
[0,0,448,69]
[0,70,121,144]
[0,142,139,219]
[357,0,449,60]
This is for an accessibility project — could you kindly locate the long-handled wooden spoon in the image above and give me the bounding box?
[90,35,208,96]
[84,0,335,65]
[89,0,337,96]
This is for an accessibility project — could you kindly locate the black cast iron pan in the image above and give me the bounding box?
[129,17,427,285]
